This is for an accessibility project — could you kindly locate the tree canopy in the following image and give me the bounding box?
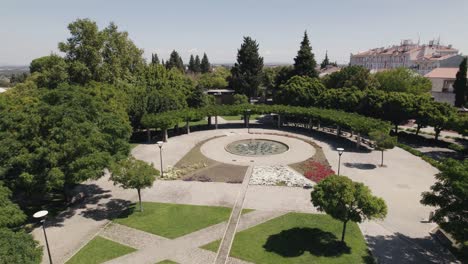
[293,31,318,78]
[374,68,431,95]
[311,175,387,242]
[323,66,377,90]
[166,50,185,72]
[453,57,467,107]
[200,53,211,73]
[274,76,325,106]
[0,228,43,264]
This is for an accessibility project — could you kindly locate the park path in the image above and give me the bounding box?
[102,209,285,264]
[214,166,253,264]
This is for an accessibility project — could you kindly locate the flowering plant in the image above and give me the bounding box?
[303,161,335,183]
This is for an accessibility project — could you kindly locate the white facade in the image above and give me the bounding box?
[424,68,462,105]
[350,40,461,75]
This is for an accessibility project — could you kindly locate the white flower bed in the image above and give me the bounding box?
[250,165,314,187]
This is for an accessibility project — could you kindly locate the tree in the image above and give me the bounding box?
[293,31,318,78]
[274,75,325,106]
[233,94,249,105]
[369,130,396,166]
[110,157,159,212]
[229,36,264,98]
[0,228,43,264]
[323,65,377,90]
[427,102,457,140]
[194,55,201,73]
[311,175,387,242]
[453,57,467,107]
[188,55,196,73]
[166,50,185,72]
[151,53,160,65]
[0,184,26,228]
[197,67,230,89]
[374,68,432,95]
[200,53,211,73]
[320,51,330,69]
[421,159,468,244]
[29,54,68,88]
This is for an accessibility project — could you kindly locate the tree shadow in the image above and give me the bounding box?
[80,199,133,221]
[344,162,377,170]
[263,227,350,258]
[365,232,458,264]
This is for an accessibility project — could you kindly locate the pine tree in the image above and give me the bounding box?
[320,51,330,69]
[151,53,160,65]
[194,55,201,73]
[161,59,165,67]
[166,50,184,72]
[293,31,318,78]
[200,53,211,73]
[229,36,264,98]
[454,57,467,107]
[188,54,196,72]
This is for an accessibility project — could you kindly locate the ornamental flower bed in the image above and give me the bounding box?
[303,161,335,183]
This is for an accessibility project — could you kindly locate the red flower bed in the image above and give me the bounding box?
[303,161,335,183]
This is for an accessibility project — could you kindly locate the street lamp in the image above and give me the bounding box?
[157,141,164,177]
[337,148,344,176]
[33,210,53,264]
[246,109,251,134]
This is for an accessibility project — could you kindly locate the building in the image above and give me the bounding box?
[424,67,466,105]
[350,40,463,75]
[205,89,235,104]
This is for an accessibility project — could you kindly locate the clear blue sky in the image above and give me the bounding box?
[2,0,467,65]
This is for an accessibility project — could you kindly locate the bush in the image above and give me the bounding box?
[303,161,335,183]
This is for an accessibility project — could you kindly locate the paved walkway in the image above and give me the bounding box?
[33,127,457,263]
[214,166,253,264]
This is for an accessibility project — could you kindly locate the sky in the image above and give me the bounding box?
[1,0,467,66]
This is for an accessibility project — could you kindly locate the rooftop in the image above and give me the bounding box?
[424,68,465,79]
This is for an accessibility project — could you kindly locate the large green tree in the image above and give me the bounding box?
[453,57,467,107]
[166,50,185,72]
[110,157,159,212]
[274,75,325,106]
[374,68,432,95]
[0,184,26,228]
[421,159,467,244]
[29,54,68,88]
[323,65,377,90]
[188,55,196,73]
[369,130,396,166]
[229,36,264,98]
[293,31,318,78]
[200,53,211,73]
[311,175,387,242]
[0,228,43,264]
[320,51,330,69]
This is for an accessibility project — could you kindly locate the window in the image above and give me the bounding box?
[442,80,454,92]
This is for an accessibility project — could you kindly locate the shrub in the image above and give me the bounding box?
[303,161,335,183]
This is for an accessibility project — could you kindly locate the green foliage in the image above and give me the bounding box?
[311,175,387,241]
[233,94,249,105]
[197,67,230,89]
[66,236,135,264]
[374,68,431,95]
[229,36,264,98]
[421,159,468,244]
[323,65,377,90]
[293,31,318,78]
[454,57,467,107]
[320,51,330,69]
[369,130,396,166]
[151,53,160,65]
[29,54,68,88]
[275,76,325,106]
[166,50,185,72]
[0,228,42,264]
[0,184,26,228]
[200,53,211,73]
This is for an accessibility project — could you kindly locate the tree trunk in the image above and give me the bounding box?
[208,116,212,126]
[147,128,151,143]
[394,124,398,134]
[215,116,218,129]
[186,120,190,134]
[163,129,168,142]
[435,129,441,141]
[356,133,361,149]
[416,125,421,136]
[277,115,281,128]
[137,188,143,212]
[381,150,384,167]
[341,220,348,242]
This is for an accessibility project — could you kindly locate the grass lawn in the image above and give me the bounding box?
[114,202,232,239]
[156,260,178,264]
[177,119,208,127]
[221,114,261,121]
[66,236,136,264]
[202,213,373,264]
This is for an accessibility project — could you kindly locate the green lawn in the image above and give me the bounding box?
[177,119,208,127]
[114,202,232,239]
[156,260,178,264]
[202,213,373,264]
[66,236,136,264]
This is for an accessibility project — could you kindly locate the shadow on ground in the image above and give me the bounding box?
[263,227,351,258]
[80,199,133,221]
[365,232,457,264]
[344,162,377,170]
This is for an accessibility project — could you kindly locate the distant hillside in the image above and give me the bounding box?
[0,65,29,76]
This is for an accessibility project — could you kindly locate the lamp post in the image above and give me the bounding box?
[246,109,251,134]
[33,210,53,264]
[157,141,164,177]
[337,148,344,176]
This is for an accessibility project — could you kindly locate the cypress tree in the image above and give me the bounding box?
[200,53,211,73]
[454,57,467,107]
[166,50,185,72]
[320,51,330,69]
[188,54,195,72]
[293,31,318,78]
[151,53,160,65]
[229,36,264,98]
[194,55,201,73]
